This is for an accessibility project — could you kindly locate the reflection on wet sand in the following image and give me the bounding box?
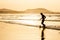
[0,22,60,40]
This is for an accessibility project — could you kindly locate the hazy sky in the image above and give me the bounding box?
[0,0,60,12]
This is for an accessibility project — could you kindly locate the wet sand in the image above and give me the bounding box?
[0,22,60,40]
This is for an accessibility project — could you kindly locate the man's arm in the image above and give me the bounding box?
[44,15,46,18]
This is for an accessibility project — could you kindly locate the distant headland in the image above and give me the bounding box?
[0,8,60,14]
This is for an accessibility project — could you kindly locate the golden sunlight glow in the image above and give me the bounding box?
[9,14,41,25]
[0,14,41,25]
[0,14,60,26]
[0,0,60,12]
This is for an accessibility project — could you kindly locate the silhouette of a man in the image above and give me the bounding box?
[40,13,46,28]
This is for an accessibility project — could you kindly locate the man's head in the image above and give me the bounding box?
[40,13,43,15]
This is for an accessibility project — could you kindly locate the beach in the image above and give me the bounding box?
[0,21,60,40]
[0,13,60,40]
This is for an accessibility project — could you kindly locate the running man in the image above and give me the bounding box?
[40,13,46,28]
